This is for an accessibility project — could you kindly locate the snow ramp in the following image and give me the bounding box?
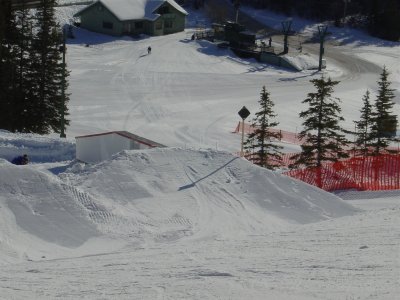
[0,159,123,264]
[0,148,358,263]
[62,148,359,240]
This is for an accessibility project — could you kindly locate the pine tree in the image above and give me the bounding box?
[29,0,69,134]
[353,90,373,157]
[0,0,16,131]
[12,2,35,132]
[369,66,398,155]
[291,76,349,186]
[244,86,282,170]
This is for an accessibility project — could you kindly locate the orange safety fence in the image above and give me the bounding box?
[233,122,400,191]
[283,154,400,191]
[240,151,298,167]
[233,121,303,145]
[237,151,400,191]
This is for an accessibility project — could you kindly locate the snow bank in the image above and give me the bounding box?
[0,146,357,264]
[0,130,75,163]
[282,53,320,71]
[0,159,126,264]
[62,148,358,237]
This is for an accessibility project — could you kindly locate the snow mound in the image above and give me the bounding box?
[62,148,358,238]
[0,160,126,264]
[0,147,358,264]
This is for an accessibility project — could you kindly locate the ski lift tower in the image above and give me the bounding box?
[281,19,292,54]
[318,24,328,71]
[234,0,241,23]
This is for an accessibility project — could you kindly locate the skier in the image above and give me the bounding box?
[147,46,152,54]
[11,154,29,165]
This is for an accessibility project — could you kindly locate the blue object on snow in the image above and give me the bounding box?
[11,154,29,165]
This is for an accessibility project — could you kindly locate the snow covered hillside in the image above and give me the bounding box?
[0,3,399,299]
[0,144,357,264]
[2,138,398,299]
[56,5,400,153]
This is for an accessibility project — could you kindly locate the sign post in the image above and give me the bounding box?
[238,106,250,157]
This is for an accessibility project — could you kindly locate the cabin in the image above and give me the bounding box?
[74,0,188,36]
[76,131,166,163]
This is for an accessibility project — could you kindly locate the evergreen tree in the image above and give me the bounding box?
[291,77,349,186]
[369,66,398,155]
[0,0,15,131]
[29,0,69,134]
[374,0,400,41]
[353,90,373,157]
[244,86,282,170]
[12,2,35,132]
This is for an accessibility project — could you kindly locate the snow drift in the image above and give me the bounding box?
[62,148,358,236]
[0,147,358,264]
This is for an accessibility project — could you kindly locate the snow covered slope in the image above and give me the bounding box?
[63,148,357,229]
[0,158,125,264]
[1,146,398,299]
[0,146,357,265]
[57,5,399,153]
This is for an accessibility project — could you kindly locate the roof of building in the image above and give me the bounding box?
[74,0,188,21]
[76,131,166,148]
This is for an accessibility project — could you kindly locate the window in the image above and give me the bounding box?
[97,5,103,11]
[164,20,173,28]
[102,21,113,29]
[155,21,162,30]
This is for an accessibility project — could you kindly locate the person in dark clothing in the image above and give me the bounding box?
[11,154,29,165]
[147,46,152,54]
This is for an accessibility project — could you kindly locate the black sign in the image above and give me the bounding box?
[238,106,250,120]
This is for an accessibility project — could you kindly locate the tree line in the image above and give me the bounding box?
[236,0,400,41]
[245,67,398,173]
[0,0,69,135]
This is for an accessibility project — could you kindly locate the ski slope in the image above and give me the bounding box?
[1,140,399,299]
[61,6,400,152]
[0,146,357,264]
[0,4,399,299]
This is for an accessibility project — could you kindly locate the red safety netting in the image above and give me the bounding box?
[239,152,297,167]
[233,121,303,145]
[283,154,400,191]
[233,122,400,191]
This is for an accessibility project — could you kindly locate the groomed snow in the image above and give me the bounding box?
[0,4,399,300]
[1,132,398,299]
[0,144,358,264]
